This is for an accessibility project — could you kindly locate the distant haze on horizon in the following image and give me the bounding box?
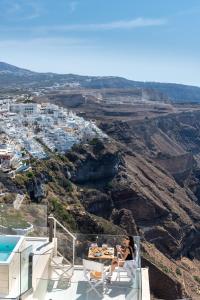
[2,61,199,89]
[0,0,200,86]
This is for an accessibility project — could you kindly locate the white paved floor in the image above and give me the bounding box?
[37,269,140,300]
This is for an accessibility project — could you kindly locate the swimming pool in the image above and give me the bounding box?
[0,236,22,262]
[0,235,25,295]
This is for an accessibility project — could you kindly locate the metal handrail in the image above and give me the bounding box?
[48,215,76,240]
[48,215,76,266]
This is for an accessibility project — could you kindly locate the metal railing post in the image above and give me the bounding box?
[54,219,56,239]
[73,237,75,266]
[49,216,53,243]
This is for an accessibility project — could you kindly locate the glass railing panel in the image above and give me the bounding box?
[54,225,74,265]
[20,204,48,237]
[74,234,141,267]
[75,233,124,265]
[0,204,48,237]
[20,245,33,295]
[31,252,53,299]
[31,250,74,300]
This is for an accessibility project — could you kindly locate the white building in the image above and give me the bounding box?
[1,102,108,159]
[10,103,38,115]
[0,145,21,171]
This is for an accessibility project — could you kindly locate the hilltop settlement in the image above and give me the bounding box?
[0,97,107,176]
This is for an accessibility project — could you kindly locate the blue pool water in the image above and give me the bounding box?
[0,236,20,261]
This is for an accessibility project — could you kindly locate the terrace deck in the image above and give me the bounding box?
[34,268,141,300]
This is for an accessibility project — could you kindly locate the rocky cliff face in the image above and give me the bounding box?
[70,149,121,184]
[65,135,200,299]
[96,110,200,299]
[2,108,200,299]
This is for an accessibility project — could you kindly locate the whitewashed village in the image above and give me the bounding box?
[0,96,107,176]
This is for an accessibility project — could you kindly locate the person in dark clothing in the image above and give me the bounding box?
[110,236,135,276]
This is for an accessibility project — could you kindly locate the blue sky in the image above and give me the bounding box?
[0,0,200,86]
